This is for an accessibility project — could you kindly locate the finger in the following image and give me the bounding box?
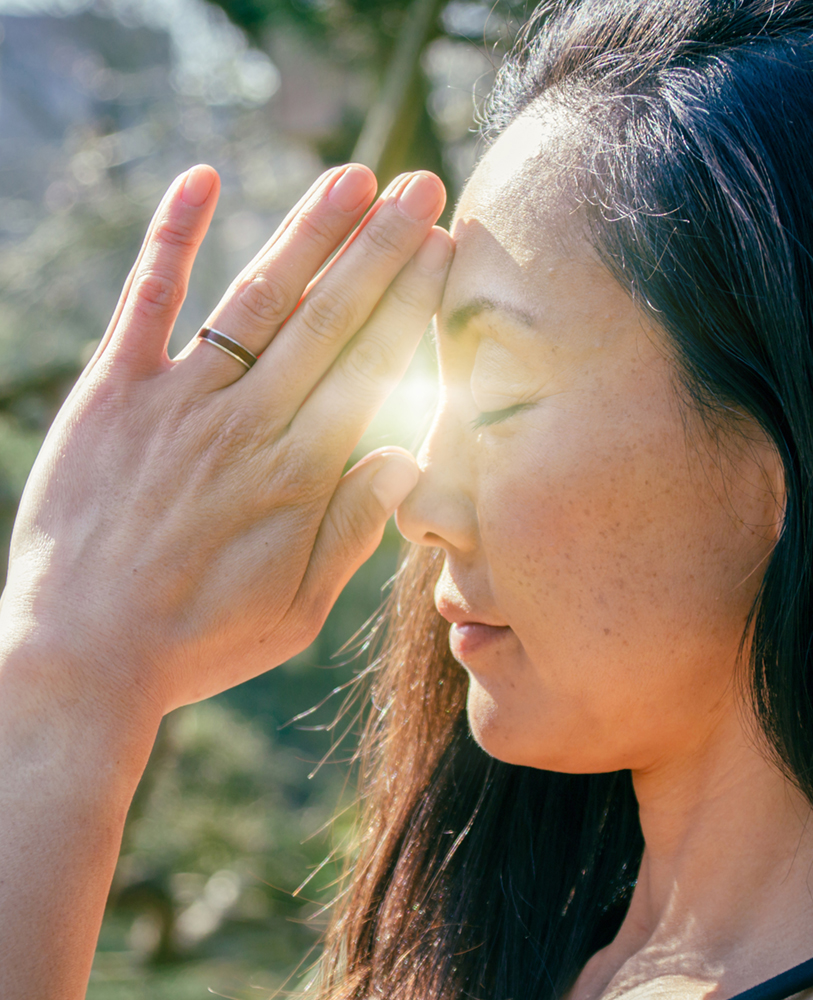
[70,175,189,401]
[294,448,420,624]
[250,172,447,418]
[179,164,377,388]
[63,166,218,416]
[104,165,220,375]
[294,227,453,462]
[296,171,410,297]
[79,179,180,385]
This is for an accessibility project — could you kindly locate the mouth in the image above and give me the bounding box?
[435,598,513,662]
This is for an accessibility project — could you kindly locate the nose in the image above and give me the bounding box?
[395,403,477,554]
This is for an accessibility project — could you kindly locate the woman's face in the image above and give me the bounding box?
[396,114,782,774]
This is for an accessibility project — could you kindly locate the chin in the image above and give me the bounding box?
[464,678,625,774]
[465,681,547,767]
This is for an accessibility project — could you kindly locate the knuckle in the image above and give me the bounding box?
[290,615,322,656]
[387,278,426,317]
[361,219,406,260]
[268,449,310,504]
[235,274,291,328]
[330,499,376,556]
[288,591,332,651]
[198,403,264,467]
[266,437,328,508]
[133,270,185,316]
[294,210,339,250]
[153,216,199,251]
[297,289,357,346]
[343,336,398,392]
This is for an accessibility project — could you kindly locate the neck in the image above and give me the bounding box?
[575,710,813,998]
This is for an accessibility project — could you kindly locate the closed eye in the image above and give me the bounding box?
[470,402,533,430]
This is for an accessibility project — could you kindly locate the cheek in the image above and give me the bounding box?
[479,419,671,624]
[470,396,772,769]
[481,393,764,631]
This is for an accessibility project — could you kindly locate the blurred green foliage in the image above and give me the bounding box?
[210,0,530,189]
[210,0,416,38]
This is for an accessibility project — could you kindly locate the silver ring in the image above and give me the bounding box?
[197,327,258,370]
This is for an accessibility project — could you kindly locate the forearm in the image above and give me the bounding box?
[0,639,160,1000]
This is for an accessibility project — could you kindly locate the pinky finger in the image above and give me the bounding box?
[87,165,220,380]
[294,449,420,624]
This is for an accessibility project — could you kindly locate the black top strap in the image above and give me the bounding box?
[728,957,813,1000]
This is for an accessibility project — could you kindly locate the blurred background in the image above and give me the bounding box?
[0,0,526,995]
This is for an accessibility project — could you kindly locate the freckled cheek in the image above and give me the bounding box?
[476,411,764,677]
[477,441,634,599]
[475,425,706,640]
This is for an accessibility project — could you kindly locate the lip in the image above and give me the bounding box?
[435,596,506,629]
[448,621,513,661]
[435,597,512,661]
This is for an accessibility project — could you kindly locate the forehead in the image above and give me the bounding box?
[454,110,580,260]
[443,114,610,333]
[441,113,657,356]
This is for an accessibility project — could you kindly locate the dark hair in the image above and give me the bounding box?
[314,1,813,996]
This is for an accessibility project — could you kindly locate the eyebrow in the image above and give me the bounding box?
[443,298,538,337]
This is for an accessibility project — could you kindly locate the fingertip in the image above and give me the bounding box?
[414,226,454,273]
[343,161,378,184]
[180,165,219,207]
[396,171,446,222]
[328,164,378,213]
[338,162,379,198]
[370,450,420,513]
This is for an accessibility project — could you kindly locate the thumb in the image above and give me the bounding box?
[296,449,419,621]
[367,450,421,514]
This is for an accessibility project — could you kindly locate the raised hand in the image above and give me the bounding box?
[0,163,450,1000]
[2,163,450,720]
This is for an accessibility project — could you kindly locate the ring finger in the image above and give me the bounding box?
[179,163,379,388]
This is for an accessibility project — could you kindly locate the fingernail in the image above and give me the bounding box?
[415,228,453,272]
[317,165,341,185]
[329,166,374,212]
[181,166,216,207]
[397,173,443,221]
[307,166,339,199]
[380,173,409,200]
[371,454,420,512]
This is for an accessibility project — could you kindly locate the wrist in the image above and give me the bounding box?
[0,629,162,1000]
[0,627,162,804]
